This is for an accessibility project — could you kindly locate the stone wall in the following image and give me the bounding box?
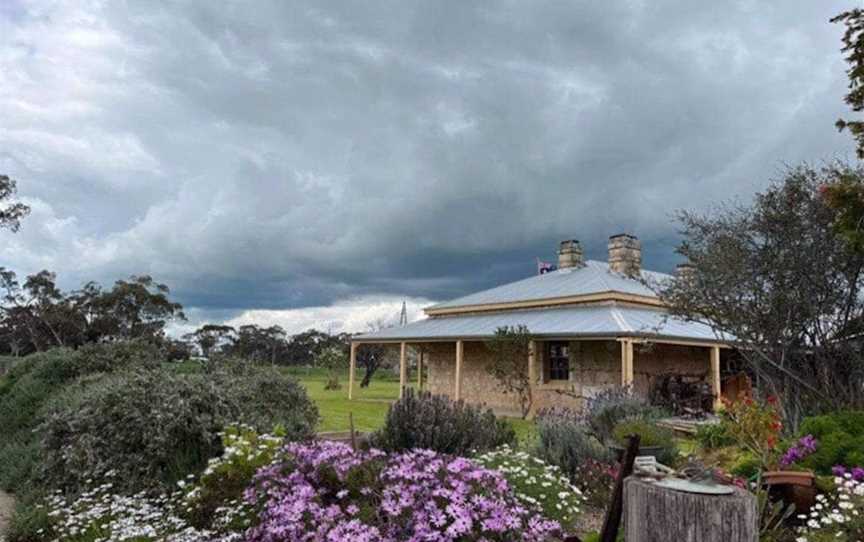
[421,339,712,417]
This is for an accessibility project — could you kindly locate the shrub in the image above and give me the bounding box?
[612,418,678,465]
[694,422,734,450]
[720,397,783,470]
[246,441,563,541]
[475,445,584,532]
[371,388,515,455]
[571,458,618,508]
[730,453,761,480]
[39,366,317,493]
[535,408,612,481]
[0,342,162,493]
[534,407,617,507]
[181,424,283,529]
[797,411,864,475]
[314,346,345,391]
[581,387,665,445]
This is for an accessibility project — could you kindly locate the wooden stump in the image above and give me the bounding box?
[624,477,758,542]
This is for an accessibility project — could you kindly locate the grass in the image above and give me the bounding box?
[287,367,409,433]
[284,366,537,444]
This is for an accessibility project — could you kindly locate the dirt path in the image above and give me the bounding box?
[0,490,14,537]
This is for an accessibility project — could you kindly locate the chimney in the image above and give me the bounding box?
[608,233,641,276]
[558,239,584,269]
[676,262,696,283]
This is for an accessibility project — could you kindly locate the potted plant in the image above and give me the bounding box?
[723,397,816,513]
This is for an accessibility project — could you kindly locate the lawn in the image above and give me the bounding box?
[285,366,537,444]
[285,366,409,432]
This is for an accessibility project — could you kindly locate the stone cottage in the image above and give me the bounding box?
[352,234,732,416]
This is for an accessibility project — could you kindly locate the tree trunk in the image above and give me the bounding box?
[624,477,757,542]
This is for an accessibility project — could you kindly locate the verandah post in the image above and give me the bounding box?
[454,340,464,401]
[348,342,357,400]
[399,341,407,398]
[620,339,634,387]
[710,345,722,411]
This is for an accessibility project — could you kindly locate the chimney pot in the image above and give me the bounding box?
[608,233,641,276]
[558,239,584,269]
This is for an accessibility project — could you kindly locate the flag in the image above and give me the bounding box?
[537,258,557,275]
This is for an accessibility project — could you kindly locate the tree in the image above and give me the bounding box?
[90,276,185,341]
[0,174,30,232]
[484,325,534,419]
[833,9,864,159]
[659,164,864,430]
[316,345,347,390]
[184,324,235,358]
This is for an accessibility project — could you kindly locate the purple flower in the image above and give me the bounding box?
[244,441,563,542]
[779,435,819,468]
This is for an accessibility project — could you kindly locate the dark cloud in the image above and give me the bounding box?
[0,0,856,329]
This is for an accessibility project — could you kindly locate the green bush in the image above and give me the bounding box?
[730,452,761,479]
[370,388,515,455]
[612,418,678,465]
[39,365,318,493]
[181,424,283,529]
[797,411,864,474]
[0,342,162,493]
[694,422,734,450]
[535,408,612,482]
[581,387,666,445]
[5,492,52,542]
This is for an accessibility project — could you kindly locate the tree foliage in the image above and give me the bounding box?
[484,325,533,419]
[659,164,864,430]
[0,269,185,355]
[833,9,864,159]
[0,175,30,232]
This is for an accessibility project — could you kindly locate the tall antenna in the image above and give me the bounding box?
[399,300,408,326]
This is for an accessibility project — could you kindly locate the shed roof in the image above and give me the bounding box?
[427,260,668,311]
[356,303,726,344]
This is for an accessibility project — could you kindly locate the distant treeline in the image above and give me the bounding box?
[0,267,382,371]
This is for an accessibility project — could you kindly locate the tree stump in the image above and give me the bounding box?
[624,477,758,542]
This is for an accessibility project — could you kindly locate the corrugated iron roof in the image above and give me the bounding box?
[428,260,669,310]
[356,303,725,343]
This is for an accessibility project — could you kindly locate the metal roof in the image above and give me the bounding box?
[428,260,669,310]
[356,303,726,343]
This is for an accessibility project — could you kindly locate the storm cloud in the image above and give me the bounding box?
[0,0,856,332]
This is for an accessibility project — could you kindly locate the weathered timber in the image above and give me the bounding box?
[599,434,640,542]
[624,477,758,542]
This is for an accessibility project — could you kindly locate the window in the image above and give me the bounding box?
[547,341,570,381]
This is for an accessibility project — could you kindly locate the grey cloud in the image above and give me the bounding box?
[0,0,856,324]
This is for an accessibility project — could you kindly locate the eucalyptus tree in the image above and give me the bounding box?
[660,164,864,430]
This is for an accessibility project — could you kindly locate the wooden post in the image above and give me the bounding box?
[348,342,357,400]
[620,339,634,387]
[624,477,758,542]
[600,434,641,542]
[454,340,464,401]
[528,340,537,385]
[399,342,407,398]
[417,349,424,390]
[711,345,722,411]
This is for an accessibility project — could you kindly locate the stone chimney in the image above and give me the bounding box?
[676,262,697,283]
[558,239,584,269]
[608,234,642,276]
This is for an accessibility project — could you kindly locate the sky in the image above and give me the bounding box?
[0,0,858,335]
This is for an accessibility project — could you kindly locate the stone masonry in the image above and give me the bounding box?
[420,339,711,417]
